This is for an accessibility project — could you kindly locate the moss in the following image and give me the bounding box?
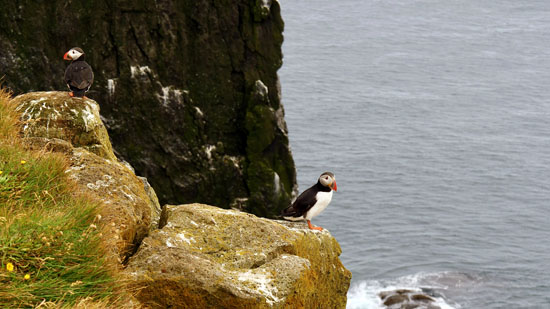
[245,105,276,156]
[126,204,351,308]
[12,92,117,161]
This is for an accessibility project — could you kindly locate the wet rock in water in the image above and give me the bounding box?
[379,288,440,309]
[411,293,437,302]
[125,203,352,308]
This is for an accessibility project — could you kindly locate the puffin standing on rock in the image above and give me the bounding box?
[63,47,94,98]
[282,172,338,230]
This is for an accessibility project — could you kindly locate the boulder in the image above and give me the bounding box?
[12,91,116,161]
[379,289,440,309]
[65,147,160,262]
[13,92,161,263]
[125,203,351,308]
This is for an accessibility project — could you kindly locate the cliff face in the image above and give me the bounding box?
[0,0,296,217]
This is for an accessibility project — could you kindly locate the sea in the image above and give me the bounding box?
[278,1,550,308]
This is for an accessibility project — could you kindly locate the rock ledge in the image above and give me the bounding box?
[125,203,352,308]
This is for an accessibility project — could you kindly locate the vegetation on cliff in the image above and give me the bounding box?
[0,89,115,307]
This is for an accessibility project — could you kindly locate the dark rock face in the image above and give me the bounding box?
[0,0,297,217]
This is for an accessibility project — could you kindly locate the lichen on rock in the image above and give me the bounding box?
[125,203,351,308]
[12,91,116,161]
[65,147,158,262]
[13,91,161,264]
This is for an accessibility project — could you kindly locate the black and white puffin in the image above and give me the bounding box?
[63,47,94,98]
[281,172,338,230]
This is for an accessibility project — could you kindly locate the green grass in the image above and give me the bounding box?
[0,88,116,308]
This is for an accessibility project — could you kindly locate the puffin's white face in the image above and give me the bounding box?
[319,172,337,191]
[64,48,83,60]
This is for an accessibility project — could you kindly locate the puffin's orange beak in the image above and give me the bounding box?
[63,52,71,60]
[331,181,337,192]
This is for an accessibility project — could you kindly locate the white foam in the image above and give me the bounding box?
[347,280,383,309]
[347,272,460,309]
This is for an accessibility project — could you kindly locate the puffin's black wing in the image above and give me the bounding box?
[64,61,94,90]
[281,185,319,218]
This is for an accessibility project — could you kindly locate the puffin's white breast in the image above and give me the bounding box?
[305,190,333,220]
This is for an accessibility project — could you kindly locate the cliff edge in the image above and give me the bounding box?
[12,92,351,308]
[12,91,161,264]
[126,203,351,308]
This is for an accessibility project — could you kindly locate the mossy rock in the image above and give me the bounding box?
[125,203,351,308]
[12,91,116,161]
[13,91,161,264]
[66,148,158,263]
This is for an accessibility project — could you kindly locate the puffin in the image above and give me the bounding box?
[63,47,94,98]
[281,172,337,230]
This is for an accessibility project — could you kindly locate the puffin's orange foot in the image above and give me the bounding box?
[68,92,74,97]
[307,220,323,231]
[83,96,88,99]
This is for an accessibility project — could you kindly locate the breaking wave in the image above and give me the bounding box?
[346,271,477,309]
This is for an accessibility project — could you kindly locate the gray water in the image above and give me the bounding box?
[278,1,550,308]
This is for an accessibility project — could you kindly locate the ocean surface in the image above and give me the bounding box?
[278,1,550,308]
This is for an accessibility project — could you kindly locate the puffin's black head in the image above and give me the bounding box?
[63,47,85,61]
[319,172,337,191]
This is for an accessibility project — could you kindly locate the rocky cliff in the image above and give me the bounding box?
[0,0,296,217]
[11,92,351,308]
